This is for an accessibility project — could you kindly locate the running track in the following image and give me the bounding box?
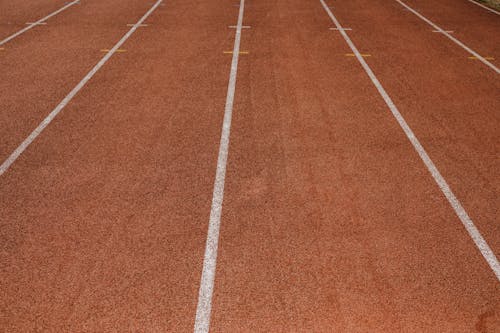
[0,0,498,331]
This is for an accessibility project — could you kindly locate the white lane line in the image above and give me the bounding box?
[319,0,500,281]
[330,27,352,31]
[0,0,164,177]
[396,0,499,74]
[432,30,453,33]
[0,0,80,47]
[467,0,500,15]
[194,0,246,332]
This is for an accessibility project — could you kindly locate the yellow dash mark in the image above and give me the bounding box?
[223,51,249,55]
[468,56,495,60]
[345,53,371,57]
[101,49,126,53]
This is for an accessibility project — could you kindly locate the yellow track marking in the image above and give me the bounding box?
[345,53,371,57]
[224,51,249,55]
[468,56,495,60]
[101,49,126,53]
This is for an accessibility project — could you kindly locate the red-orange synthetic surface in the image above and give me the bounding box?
[0,0,498,332]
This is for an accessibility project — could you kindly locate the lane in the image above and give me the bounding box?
[195,0,247,331]
[423,0,500,60]
[0,0,238,331]
[468,0,500,15]
[404,0,500,61]
[396,0,500,70]
[0,0,156,162]
[0,0,164,176]
[0,0,77,41]
[325,0,500,253]
[207,0,500,331]
[322,0,498,279]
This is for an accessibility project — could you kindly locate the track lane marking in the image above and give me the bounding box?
[469,56,495,60]
[0,0,164,177]
[194,1,247,332]
[319,0,500,281]
[223,50,249,54]
[467,0,500,15]
[0,0,80,47]
[330,27,352,31]
[346,53,371,57]
[432,30,453,33]
[101,49,126,53]
[396,0,499,74]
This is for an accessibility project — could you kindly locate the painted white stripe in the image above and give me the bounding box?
[319,0,500,281]
[396,0,499,74]
[0,0,164,177]
[330,27,352,31]
[0,0,80,46]
[194,0,246,332]
[432,30,453,33]
[467,0,500,15]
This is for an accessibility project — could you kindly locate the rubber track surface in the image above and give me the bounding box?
[0,0,498,331]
